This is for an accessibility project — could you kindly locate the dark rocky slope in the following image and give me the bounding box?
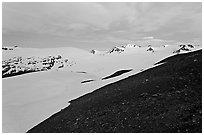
[28,50,202,133]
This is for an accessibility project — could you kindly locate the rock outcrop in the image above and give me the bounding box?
[2,55,75,78]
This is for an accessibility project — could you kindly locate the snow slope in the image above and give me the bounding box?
[2,44,201,132]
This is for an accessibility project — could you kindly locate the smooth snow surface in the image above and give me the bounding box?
[2,45,201,132]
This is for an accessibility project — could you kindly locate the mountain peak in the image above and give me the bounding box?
[90,49,97,54]
[146,46,155,52]
[106,46,125,54]
[173,44,195,54]
[2,46,19,51]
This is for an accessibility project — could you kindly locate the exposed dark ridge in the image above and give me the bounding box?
[76,71,87,74]
[28,50,202,133]
[2,70,37,78]
[102,69,133,80]
[81,79,95,84]
[154,49,202,65]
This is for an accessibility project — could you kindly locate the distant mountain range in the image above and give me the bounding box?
[90,43,199,55]
[2,44,201,78]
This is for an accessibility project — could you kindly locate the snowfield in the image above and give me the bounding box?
[2,44,201,132]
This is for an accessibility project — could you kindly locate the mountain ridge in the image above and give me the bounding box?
[2,43,200,78]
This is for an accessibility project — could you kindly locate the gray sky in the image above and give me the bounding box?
[2,2,202,50]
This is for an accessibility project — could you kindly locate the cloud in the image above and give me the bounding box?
[143,37,154,40]
[2,2,202,48]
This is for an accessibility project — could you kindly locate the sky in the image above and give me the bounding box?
[2,2,202,50]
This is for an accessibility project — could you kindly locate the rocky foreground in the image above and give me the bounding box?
[27,49,202,133]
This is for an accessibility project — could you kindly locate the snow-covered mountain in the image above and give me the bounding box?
[2,43,201,133]
[2,47,93,78]
[90,49,97,54]
[106,46,125,54]
[2,46,19,51]
[2,55,75,78]
[173,44,195,54]
[105,44,142,54]
[91,43,200,55]
[2,44,201,78]
[146,45,155,53]
[122,44,141,48]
